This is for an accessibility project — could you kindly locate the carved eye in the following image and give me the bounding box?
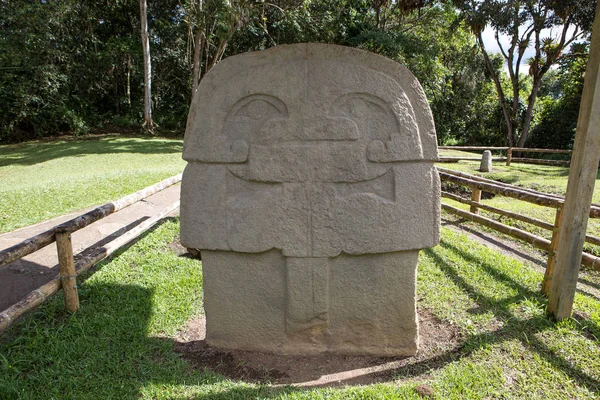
[240,100,274,120]
[231,95,287,121]
[223,94,288,146]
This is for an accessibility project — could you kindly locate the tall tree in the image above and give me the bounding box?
[140,0,153,132]
[528,42,589,149]
[455,0,596,147]
[185,0,254,94]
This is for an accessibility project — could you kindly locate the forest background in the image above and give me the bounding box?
[0,0,596,149]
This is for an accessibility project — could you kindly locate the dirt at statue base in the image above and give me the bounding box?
[174,307,461,388]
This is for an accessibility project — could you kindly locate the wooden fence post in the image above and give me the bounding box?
[55,231,79,312]
[470,189,482,214]
[506,148,512,166]
[548,3,600,319]
[542,206,563,296]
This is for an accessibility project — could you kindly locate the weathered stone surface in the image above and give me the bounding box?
[181,43,440,356]
[480,150,493,172]
[202,250,419,355]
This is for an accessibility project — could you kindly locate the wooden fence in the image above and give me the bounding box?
[2,168,595,333]
[0,174,182,334]
[438,146,572,166]
[438,167,600,294]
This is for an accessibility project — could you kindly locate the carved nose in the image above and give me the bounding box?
[261,116,359,142]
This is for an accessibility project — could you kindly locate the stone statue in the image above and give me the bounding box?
[181,43,440,356]
[480,150,493,172]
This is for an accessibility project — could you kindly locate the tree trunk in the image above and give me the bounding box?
[191,28,204,94]
[140,0,153,132]
[517,77,543,147]
[126,57,131,111]
[206,39,228,74]
[476,32,515,146]
[190,0,204,95]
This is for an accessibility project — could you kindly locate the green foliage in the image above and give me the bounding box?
[528,43,589,149]
[0,0,591,147]
[0,0,190,143]
[453,0,596,147]
[230,1,507,146]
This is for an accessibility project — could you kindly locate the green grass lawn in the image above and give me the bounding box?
[0,136,185,234]
[0,143,598,398]
[0,220,598,399]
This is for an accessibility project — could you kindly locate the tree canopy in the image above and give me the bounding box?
[0,0,594,148]
[454,0,596,146]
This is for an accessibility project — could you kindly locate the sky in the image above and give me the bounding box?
[480,25,581,71]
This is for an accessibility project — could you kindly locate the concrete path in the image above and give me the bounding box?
[0,184,181,310]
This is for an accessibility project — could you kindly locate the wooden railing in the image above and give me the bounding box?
[438,146,572,166]
[0,174,182,334]
[438,167,600,294]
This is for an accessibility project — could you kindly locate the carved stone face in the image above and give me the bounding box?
[181,44,441,356]
[182,43,440,258]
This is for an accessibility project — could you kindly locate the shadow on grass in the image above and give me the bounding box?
[485,173,521,185]
[413,239,600,392]
[507,164,570,178]
[0,216,150,310]
[441,217,545,268]
[0,136,182,167]
[1,221,599,398]
[0,281,301,399]
[0,219,302,399]
[442,216,600,305]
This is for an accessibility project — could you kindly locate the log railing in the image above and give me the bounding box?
[0,174,182,334]
[438,167,600,294]
[438,146,572,166]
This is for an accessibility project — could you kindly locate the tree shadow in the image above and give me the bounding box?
[0,216,150,310]
[0,218,302,399]
[0,285,304,399]
[404,240,600,392]
[579,275,600,292]
[1,226,599,398]
[576,287,600,302]
[486,173,521,185]
[441,217,546,268]
[0,136,183,167]
[442,216,600,304]
[507,164,570,177]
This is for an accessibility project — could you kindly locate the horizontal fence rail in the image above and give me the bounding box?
[438,167,600,281]
[0,201,180,334]
[0,174,182,335]
[438,146,572,154]
[438,171,564,208]
[438,146,572,166]
[438,156,506,163]
[510,158,570,166]
[439,146,510,151]
[0,174,182,269]
[442,203,552,251]
[437,167,600,218]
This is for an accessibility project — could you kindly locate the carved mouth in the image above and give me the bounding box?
[226,143,394,183]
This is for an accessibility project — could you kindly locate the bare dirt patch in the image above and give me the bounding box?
[174,308,462,388]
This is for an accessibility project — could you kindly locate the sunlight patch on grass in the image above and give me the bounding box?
[0,136,185,233]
